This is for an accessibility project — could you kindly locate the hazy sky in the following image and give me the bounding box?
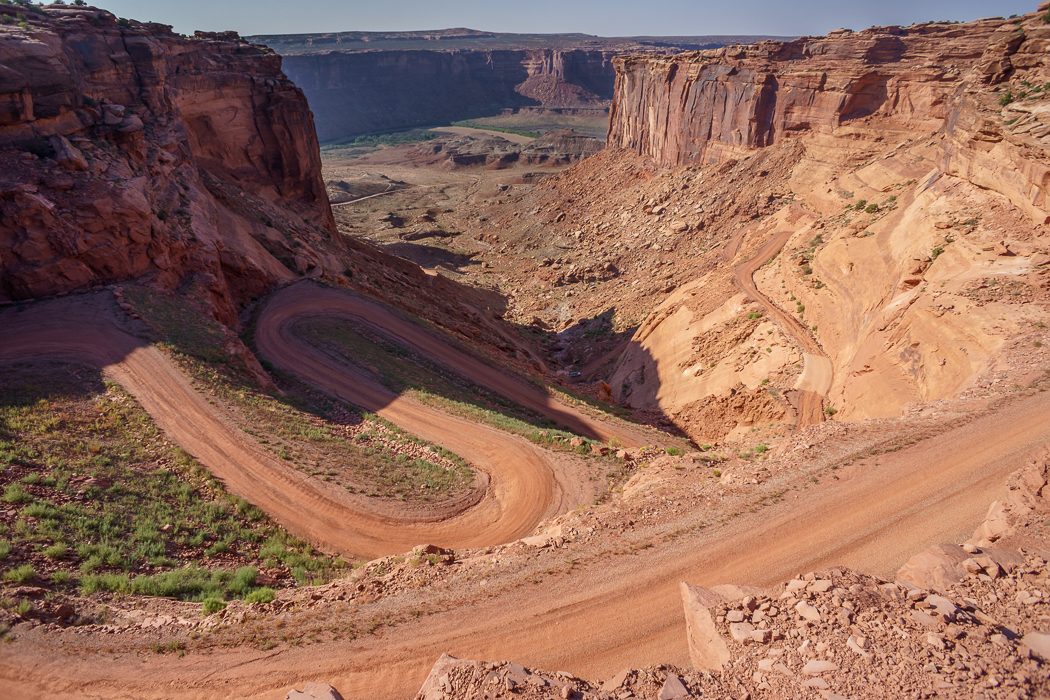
[94,1,1036,37]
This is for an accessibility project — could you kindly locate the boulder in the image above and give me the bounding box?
[896,544,968,592]
[802,660,838,676]
[1022,632,1050,661]
[679,582,731,672]
[794,600,821,623]
[658,674,691,700]
[49,134,88,171]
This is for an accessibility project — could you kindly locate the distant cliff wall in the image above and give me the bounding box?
[281,49,616,142]
[607,22,1043,167]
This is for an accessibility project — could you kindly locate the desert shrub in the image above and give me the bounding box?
[3,564,36,584]
[244,587,275,604]
[201,597,226,615]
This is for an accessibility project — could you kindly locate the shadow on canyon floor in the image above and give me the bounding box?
[381,241,481,273]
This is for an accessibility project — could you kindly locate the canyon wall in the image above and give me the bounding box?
[607,21,1044,168]
[500,11,1049,436]
[280,49,616,142]
[0,5,344,322]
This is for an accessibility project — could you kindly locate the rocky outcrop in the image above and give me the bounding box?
[257,30,783,142]
[279,49,616,142]
[608,19,1047,168]
[415,555,1050,699]
[0,5,343,322]
[897,450,1050,592]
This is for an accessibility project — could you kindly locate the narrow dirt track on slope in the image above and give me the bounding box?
[731,225,832,427]
[0,292,643,560]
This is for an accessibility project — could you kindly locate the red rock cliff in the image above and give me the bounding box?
[608,17,1050,176]
[0,5,343,321]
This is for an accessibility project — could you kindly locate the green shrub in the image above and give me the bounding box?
[42,542,68,560]
[3,564,36,584]
[80,572,130,594]
[244,587,275,604]
[228,566,257,596]
[665,446,683,456]
[51,570,73,586]
[2,484,31,504]
[0,541,11,561]
[999,90,1015,106]
[825,406,838,416]
[201,597,226,615]
[865,203,879,214]
[754,444,769,454]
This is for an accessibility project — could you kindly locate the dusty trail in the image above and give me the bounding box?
[0,293,638,560]
[4,385,1048,699]
[255,283,651,448]
[731,223,832,426]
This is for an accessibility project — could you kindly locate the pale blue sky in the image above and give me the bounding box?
[94,1,1036,37]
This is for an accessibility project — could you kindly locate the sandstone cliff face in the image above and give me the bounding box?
[280,49,616,142]
[479,11,1050,438]
[0,6,343,322]
[600,15,1050,429]
[608,20,1047,169]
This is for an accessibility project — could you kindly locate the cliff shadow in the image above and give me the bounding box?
[380,241,481,273]
[546,308,639,383]
[839,72,890,122]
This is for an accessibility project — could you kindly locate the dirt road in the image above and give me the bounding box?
[254,283,652,448]
[731,219,832,427]
[4,382,1047,698]
[3,288,1047,700]
[0,293,637,560]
